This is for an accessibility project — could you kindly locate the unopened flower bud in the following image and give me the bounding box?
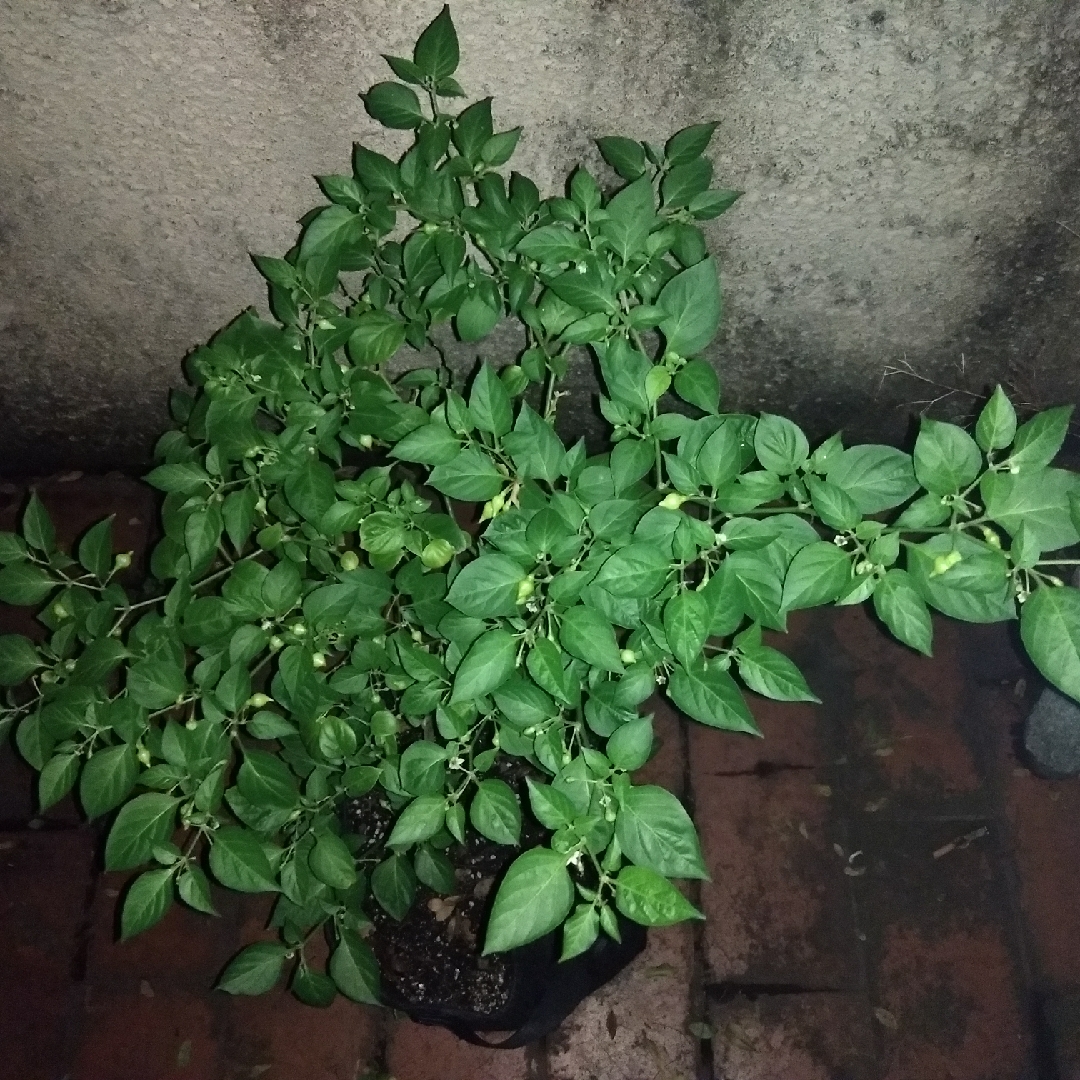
[358,434,374,449]
[659,493,687,510]
[247,693,272,709]
[113,552,132,570]
[268,635,283,651]
[619,649,637,665]
[312,652,326,669]
[340,550,360,572]
[516,576,535,604]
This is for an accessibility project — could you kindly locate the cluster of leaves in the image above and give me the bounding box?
[3,6,1080,1007]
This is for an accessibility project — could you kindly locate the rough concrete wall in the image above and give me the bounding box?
[1,0,1078,473]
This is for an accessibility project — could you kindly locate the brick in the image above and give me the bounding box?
[690,743,858,985]
[73,988,220,1080]
[0,830,96,1080]
[386,1016,536,1080]
[548,924,696,1080]
[709,991,876,1080]
[852,818,1029,1080]
[222,989,380,1080]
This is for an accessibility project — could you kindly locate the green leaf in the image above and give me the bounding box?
[826,445,919,513]
[1021,586,1080,704]
[429,448,504,501]
[222,488,257,552]
[284,458,336,524]
[445,554,526,619]
[299,205,365,263]
[661,157,712,208]
[388,794,446,847]
[559,606,625,673]
[104,793,179,871]
[976,385,1017,452]
[218,942,288,995]
[309,832,357,889]
[672,360,720,414]
[292,966,336,1008]
[754,414,809,475]
[400,741,448,797]
[736,644,820,702]
[615,784,708,879]
[414,844,456,893]
[609,440,655,495]
[330,930,380,1004]
[371,853,416,920]
[663,591,710,669]
[184,508,222,572]
[39,753,80,810]
[600,176,656,262]
[121,868,174,941]
[688,188,742,220]
[23,492,55,553]
[208,826,279,892]
[0,634,42,686]
[145,462,211,496]
[561,904,600,961]
[482,127,522,166]
[470,363,513,437]
[348,311,406,366]
[914,419,983,495]
[548,263,617,315]
[453,97,493,162]
[78,517,114,580]
[359,512,406,557]
[593,543,670,599]
[413,5,459,78]
[237,749,298,811]
[0,562,56,605]
[526,778,577,830]
[390,421,461,466]
[657,258,721,357]
[127,659,186,710]
[981,468,1080,552]
[456,294,501,343]
[597,136,646,180]
[80,743,138,819]
[484,848,574,953]
[364,81,424,128]
[72,637,129,686]
[262,559,303,616]
[727,551,785,631]
[615,865,703,926]
[668,661,759,734]
[0,531,28,564]
[873,568,933,656]
[607,717,653,772]
[470,778,521,845]
[515,224,586,265]
[177,866,217,915]
[16,713,53,771]
[665,122,717,165]
[906,534,1015,623]
[781,542,851,611]
[1008,405,1073,470]
[451,628,517,703]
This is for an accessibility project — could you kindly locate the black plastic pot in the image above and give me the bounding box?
[381,915,648,1047]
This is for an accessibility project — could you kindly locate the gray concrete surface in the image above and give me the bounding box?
[1,0,1079,472]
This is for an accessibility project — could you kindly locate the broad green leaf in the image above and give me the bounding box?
[515,224,586,265]
[873,569,933,656]
[456,294,501,343]
[913,419,982,495]
[413,4,459,79]
[414,844,456,893]
[400,741,448,796]
[104,793,179,871]
[208,826,279,892]
[177,865,217,915]
[981,468,1080,552]
[348,311,407,366]
[262,559,303,616]
[592,543,670,599]
[526,778,577,830]
[445,554,526,618]
[127,659,186,710]
[607,716,653,772]
[284,458,336,523]
[826,445,919,513]
[597,136,646,180]
[976,385,1017,452]
[364,81,424,128]
[120,868,174,940]
[80,743,139,819]
[359,512,405,557]
[736,644,820,702]
[470,778,521,845]
[805,476,861,531]
[559,606,624,673]
[906,534,1015,623]
[388,794,446,847]
[72,637,129,686]
[0,562,56,605]
[657,258,721,357]
[371,853,416,920]
[727,551,785,631]
[1021,586,1080,703]
[672,359,720,414]
[237,749,299,811]
[218,942,288,995]
[39,753,80,810]
[309,832,357,889]
[665,121,717,165]
[329,929,380,1004]
[600,176,656,262]
[663,591,710,669]
[299,204,365,262]
[390,421,461,466]
[78,517,114,580]
[484,848,574,953]
[615,785,707,879]
[0,532,28,564]
[1008,405,1073,470]
[429,448,504,501]
[754,414,808,475]
[0,634,42,686]
[451,628,517,703]
[668,661,759,734]
[781,542,851,611]
[615,865,703,926]
[292,966,336,1008]
[561,904,600,961]
[184,508,221,572]
[144,463,210,495]
[662,157,712,208]
[23,492,55,553]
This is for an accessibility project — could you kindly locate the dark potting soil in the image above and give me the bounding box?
[342,762,547,1016]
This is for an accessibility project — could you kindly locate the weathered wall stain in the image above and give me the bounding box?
[0,0,1077,471]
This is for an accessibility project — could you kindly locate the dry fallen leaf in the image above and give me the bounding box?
[873,746,894,757]
[427,896,459,922]
[176,1039,192,1068]
[139,980,154,998]
[814,784,832,797]
[864,797,888,812]
[644,964,677,978]
[874,1007,899,1031]
[798,821,810,840]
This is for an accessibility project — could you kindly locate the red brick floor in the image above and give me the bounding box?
[2,478,1080,1078]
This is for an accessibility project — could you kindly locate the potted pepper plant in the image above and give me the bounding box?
[2,4,1080,1045]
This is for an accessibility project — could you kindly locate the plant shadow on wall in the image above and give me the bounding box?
[2,3,1080,1037]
